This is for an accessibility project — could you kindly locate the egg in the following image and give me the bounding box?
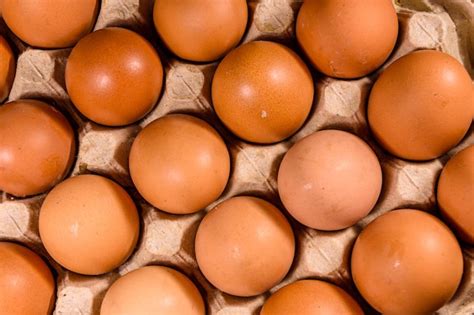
[129,114,230,214]
[0,99,75,197]
[66,27,163,126]
[278,130,382,230]
[437,145,474,244]
[212,41,314,144]
[195,196,294,297]
[0,242,55,315]
[260,280,363,315]
[153,0,247,62]
[0,35,15,102]
[100,266,205,315]
[39,174,139,275]
[368,50,472,160]
[296,0,398,78]
[351,209,463,314]
[2,0,98,48]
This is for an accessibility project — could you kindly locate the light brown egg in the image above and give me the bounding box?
[0,242,55,315]
[2,0,98,48]
[66,27,163,126]
[438,145,474,244]
[153,0,247,62]
[0,99,75,197]
[260,280,363,315]
[195,196,295,297]
[368,50,472,160]
[0,35,15,102]
[278,130,382,230]
[296,0,398,78]
[101,266,205,315]
[212,41,314,144]
[351,209,463,314]
[129,114,230,214]
[39,174,139,275]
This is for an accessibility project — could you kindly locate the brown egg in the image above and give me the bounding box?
[195,196,295,297]
[0,35,15,102]
[0,242,55,315]
[129,114,230,214]
[351,209,463,314]
[153,0,247,62]
[66,27,163,126]
[0,99,75,197]
[438,145,474,244]
[368,50,472,160]
[278,130,382,230]
[101,266,205,315]
[2,0,98,48]
[212,41,314,144]
[260,280,363,315]
[296,0,398,78]
[39,174,139,275]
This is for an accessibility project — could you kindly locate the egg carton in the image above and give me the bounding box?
[0,0,473,314]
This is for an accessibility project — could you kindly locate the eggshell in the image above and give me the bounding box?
[351,209,463,314]
[2,0,98,48]
[296,0,398,78]
[278,129,382,230]
[195,196,295,297]
[212,41,314,144]
[39,174,139,275]
[0,35,15,102]
[66,27,163,126]
[437,145,474,244]
[260,280,363,315]
[100,266,205,315]
[0,99,75,197]
[129,114,230,214]
[0,242,55,315]
[368,50,472,160]
[153,0,247,62]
